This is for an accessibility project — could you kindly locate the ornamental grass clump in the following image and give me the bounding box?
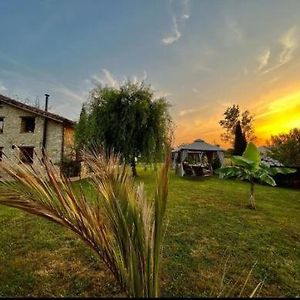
[0,149,170,298]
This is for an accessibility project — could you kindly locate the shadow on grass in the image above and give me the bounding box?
[178,175,214,182]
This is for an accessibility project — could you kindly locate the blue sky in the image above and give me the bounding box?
[0,0,300,146]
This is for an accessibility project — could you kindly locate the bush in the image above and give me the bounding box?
[268,128,300,166]
[60,157,81,177]
[273,166,300,188]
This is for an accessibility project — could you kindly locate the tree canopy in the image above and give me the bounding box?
[219,104,256,145]
[75,81,172,176]
[268,128,300,166]
[233,121,247,155]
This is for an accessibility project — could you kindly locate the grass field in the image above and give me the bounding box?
[0,169,299,297]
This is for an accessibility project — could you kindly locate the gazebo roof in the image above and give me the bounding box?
[173,139,224,152]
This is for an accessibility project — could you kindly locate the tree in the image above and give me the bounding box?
[219,104,255,145]
[217,143,295,209]
[268,128,300,166]
[80,80,171,176]
[75,104,89,151]
[233,121,247,155]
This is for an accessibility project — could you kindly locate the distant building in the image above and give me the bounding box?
[0,94,75,178]
[258,146,284,167]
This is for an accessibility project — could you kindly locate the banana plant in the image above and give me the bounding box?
[217,143,296,209]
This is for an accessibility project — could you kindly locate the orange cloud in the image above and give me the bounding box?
[254,90,300,142]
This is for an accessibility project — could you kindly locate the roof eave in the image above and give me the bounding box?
[0,94,76,127]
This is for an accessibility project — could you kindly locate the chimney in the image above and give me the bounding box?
[44,93,49,112]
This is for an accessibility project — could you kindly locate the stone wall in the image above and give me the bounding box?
[0,102,65,179]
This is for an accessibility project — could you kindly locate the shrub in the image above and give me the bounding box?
[60,156,81,177]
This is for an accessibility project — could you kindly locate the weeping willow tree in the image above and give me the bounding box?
[75,81,171,176]
[0,148,171,297]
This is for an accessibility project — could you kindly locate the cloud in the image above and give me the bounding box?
[254,90,300,120]
[243,67,249,75]
[252,90,300,140]
[162,16,182,45]
[0,53,87,112]
[194,63,214,73]
[90,69,170,99]
[0,66,85,103]
[132,70,148,84]
[261,26,298,74]
[192,88,200,93]
[268,76,280,84]
[175,110,223,146]
[91,69,149,90]
[257,48,271,71]
[278,26,298,66]
[162,0,190,45]
[54,86,85,103]
[182,0,190,19]
[142,70,148,81]
[155,90,172,98]
[102,69,119,88]
[179,108,203,116]
[92,68,119,88]
[224,17,243,43]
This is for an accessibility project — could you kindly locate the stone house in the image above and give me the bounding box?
[0,94,75,178]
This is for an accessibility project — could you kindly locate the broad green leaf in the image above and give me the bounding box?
[260,161,272,172]
[242,142,260,165]
[270,167,296,175]
[217,166,241,179]
[232,156,256,168]
[260,173,276,186]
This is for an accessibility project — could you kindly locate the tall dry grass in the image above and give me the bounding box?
[216,257,264,298]
[0,149,171,297]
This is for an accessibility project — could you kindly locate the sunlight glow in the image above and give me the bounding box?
[254,90,300,141]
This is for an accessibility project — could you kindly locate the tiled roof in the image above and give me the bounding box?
[0,94,75,127]
[261,155,284,167]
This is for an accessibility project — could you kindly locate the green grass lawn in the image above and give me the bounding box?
[0,169,299,297]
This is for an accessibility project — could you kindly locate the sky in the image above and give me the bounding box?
[0,0,299,148]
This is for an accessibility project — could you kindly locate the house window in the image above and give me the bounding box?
[20,117,35,133]
[0,147,3,161]
[0,117,4,133]
[19,147,34,164]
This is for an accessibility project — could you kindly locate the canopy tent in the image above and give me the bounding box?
[172,139,225,177]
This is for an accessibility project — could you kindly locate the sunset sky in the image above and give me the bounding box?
[0,0,299,148]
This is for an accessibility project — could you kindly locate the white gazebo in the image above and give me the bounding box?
[172,139,225,177]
